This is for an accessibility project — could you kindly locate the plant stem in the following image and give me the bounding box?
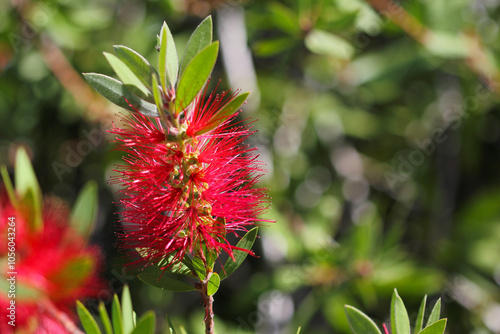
[201,273,215,334]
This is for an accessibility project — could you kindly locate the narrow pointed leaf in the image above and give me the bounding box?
[344,305,382,334]
[76,301,102,334]
[121,285,134,334]
[414,295,427,334]
[394,290,411,334]
[131,311,156,334]
[15,147,42,231]
[390,290,397,334]
[104,52,151,100]
[194,92,250,136]
[159,21,178,89]
[98,302,113,334]
[114,45,156,89]
[220,227,258,280]
[84,73,159,117]
[207,272,220,296]
[70,181,98,240]
[166,315,178,334]
[179,16,212,77]
[175,42,219,114]
[419,319,447,334]
[151,74,164,116]
[426,299,441,327]
[112,294,124,334]
[1,166,17,207]
[138,272,196,292]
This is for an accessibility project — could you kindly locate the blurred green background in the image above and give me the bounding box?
[2,0,500,333]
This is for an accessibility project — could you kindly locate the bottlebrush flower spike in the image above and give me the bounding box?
[0,149,105,334]
[111,87,270,270]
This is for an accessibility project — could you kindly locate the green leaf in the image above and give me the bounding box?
[166,315,178,334]
[344,305,382,334]
[138,272,196,292]
[1,166,17,207]
[207,272,220,296]
[305,29,355,60]
[159,21,178,90]
[220,227,258,280]
[70,181,98,240]
[426,299,441,327]
[419,319,447,334]
[191,257,207,280]
[114,45,157,89]
[15,147,42,231]
[151,74,164,116]
[390,290,397,334]
[424,31,468,58]
[268,2,300,36]
[193,92,250,136]
[104,52,151,100]
[77,300,102,334]
[112,294,124,334]
[414,295,427,334]
[121,285,134,334]
[98,302,113,334]
[253,37,296,57]
[393,290,411,334]
[180,16,213,77]
[132,311,156,334]
[174,42,219,115]
[84,73,159,117]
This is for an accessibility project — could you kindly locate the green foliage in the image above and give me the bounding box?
[77,285,155,334]
[70,180,98,240]
[345,290,447,334]
[219,227,258,280]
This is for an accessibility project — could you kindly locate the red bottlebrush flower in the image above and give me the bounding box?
[0,193,105,334]
[110,89,270,269]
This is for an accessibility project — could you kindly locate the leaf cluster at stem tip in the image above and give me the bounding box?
[345,289,447,334]
[83,16,249,138]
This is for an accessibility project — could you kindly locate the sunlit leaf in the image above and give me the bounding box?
[159,21,178,89]
[174,42,219,115]
[84,73,159,117]
[220,227,258,280]
[414,295,427,333]
[77,301,102,334]
[131,311,156,334]
[104,52,151,100]
[419,319,447,334]
[393,289,410,334]
[15,147,42,231]
[207,272,220,296]
[344,305,382,334]
[99,302,113,334]
[114,45,157,89]
[70,181,98,240]
[305,29,355,60]
[112,294,124,334]
[426,299,442,327]
[121,285,134,334]
[180,16,212,77]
